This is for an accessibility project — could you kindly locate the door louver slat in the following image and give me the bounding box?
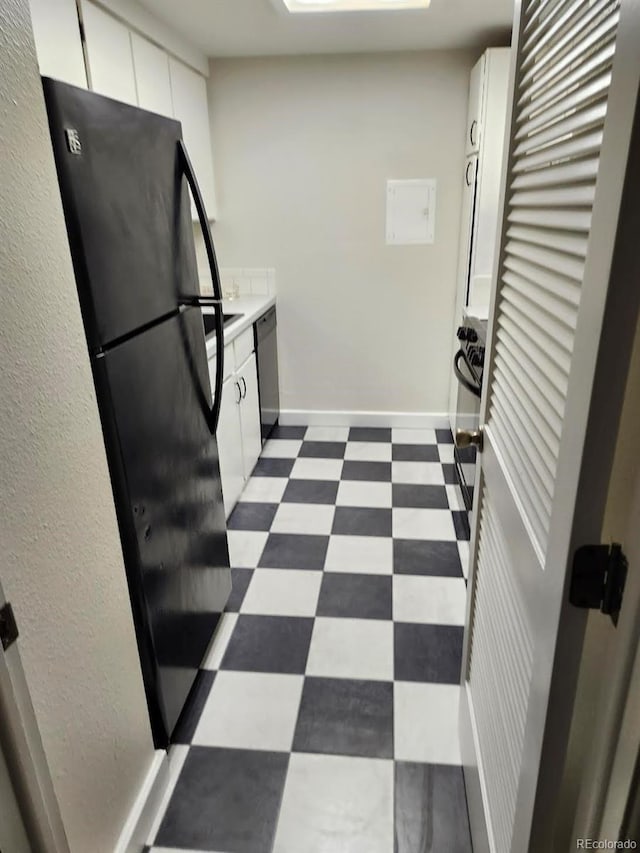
[511,184,596,209]
[513,129,603,174]
[511,157,600,191]
[506,224,589,259]
[508,206,592,231]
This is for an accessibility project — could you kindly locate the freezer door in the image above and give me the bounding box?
[97,308,230,744]
[42,77,198,349]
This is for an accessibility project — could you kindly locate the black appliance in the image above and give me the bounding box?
[452,318,487,513]
[42,78,231,748]
[254,306,280,442]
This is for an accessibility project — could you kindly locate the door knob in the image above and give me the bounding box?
[455,428,484,451]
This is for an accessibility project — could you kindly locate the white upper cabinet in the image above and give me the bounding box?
[30,0,217,222]
[130,33,173,118]
[465,54,484,156]
[29,0,87,88]
[169,58,217,221]
[81,1,137,106]
[470,48,511,308]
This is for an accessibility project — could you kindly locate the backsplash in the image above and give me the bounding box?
[218,267,277,299]
[194,226,276,298]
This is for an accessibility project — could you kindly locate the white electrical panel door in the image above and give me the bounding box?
[386,179,436,245]
[81,1,137,106]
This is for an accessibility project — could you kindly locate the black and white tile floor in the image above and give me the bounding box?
[146,425,472,853]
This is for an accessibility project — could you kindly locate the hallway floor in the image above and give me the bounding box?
[146,425,473,853]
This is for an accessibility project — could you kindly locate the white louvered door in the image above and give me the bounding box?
[459,0,640,850]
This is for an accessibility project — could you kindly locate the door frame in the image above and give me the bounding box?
[459,1,640,849]
[0,580,69,852]
[568,312,640,843]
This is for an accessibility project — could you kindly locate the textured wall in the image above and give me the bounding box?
[0,1,155,850]
[203,51,474,415]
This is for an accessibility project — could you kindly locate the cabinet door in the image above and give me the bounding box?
[131,33,173,118]
[216,374,245,518]
[238,354,262,480]
[169,58,217,220]
[448,154,478,428]
[469,49,511,309]
[81,1,137,106]
[465,54,485,156]
[458,155,478,307]
[29,0,87,88]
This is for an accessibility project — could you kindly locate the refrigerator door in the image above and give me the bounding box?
[42,77,198,350]
[96,307,231,744]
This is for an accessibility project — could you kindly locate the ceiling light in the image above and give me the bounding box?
[281,0,430,13]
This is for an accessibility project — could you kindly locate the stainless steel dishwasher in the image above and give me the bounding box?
[254,306,280,442]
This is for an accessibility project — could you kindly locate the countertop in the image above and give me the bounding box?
[204,294,275,359]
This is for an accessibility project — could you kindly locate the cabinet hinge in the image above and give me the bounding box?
[0,602,19,651]
[570,543,628,626]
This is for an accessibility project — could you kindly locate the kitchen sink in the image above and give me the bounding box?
[202,313,243,337]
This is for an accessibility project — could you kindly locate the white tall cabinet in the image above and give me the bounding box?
[28,0,87,88]
[28,0,217,221]
[460,48,511,312]
[170,59,218,219]
[130,33,173,118]
[449,47,511,424]
[82,1,138,105]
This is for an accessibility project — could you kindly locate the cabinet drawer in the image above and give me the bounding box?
[208,342,235,392]
[223,342,235,381]
[234,328,254,368]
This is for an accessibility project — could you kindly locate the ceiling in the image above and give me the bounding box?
[138,0,514,58]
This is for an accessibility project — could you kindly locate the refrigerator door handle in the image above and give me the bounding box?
[177,140,224,434]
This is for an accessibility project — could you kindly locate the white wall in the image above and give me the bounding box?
[0,1,155,850]
[204,51,474,416]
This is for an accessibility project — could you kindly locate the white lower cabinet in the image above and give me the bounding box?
[214,345,262,518]
[237,353,262,480]
[217,375,245,519]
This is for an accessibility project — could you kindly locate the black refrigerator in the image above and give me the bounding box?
[42,78,231,748]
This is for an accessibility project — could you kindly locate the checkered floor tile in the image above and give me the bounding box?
[147,425,472,853]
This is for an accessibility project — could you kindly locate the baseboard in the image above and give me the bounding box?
[279,410,451,429]
[114,750,169,853]
[459,682,493,853]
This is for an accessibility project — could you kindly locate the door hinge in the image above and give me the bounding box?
[0,602,19,651]
[570,543,628,626]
